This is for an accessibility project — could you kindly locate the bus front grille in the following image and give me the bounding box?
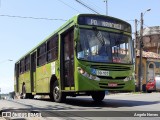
[91,65,131,71]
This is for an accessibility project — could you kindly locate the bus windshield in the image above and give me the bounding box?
[77,29,132,64]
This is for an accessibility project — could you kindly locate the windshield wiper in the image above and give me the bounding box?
[93,27,105,46]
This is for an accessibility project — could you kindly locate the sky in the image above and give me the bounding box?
[0,0,159,94]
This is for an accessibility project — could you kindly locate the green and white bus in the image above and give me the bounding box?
[14,14,135,102]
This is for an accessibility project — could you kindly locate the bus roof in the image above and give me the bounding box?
[15,14,131,63]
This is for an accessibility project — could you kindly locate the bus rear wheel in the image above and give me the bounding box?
[51,81,66,103]
[26,93,34,99]
[91,91,105,102]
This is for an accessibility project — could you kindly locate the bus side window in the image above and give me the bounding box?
[47,36,58,62]
[15,63,19,78]
[25,55,30,71]
[37,43,46,66]
[20,59,25,74]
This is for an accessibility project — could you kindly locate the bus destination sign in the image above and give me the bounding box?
[89,19,122,30]
[78,16,131,32]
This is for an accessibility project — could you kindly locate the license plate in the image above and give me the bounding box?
[108,83,117,87]
[148,86,154,89]
[96,70,109,76]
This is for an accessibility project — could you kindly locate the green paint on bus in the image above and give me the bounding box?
[14,14,135,102]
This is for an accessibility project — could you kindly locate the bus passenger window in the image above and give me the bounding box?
[20,59,25,74]
[47,36,58,62]
[25,55,30,71]
[37,43,46,66]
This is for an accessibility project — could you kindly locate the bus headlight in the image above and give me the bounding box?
[77,67,100,81]
[77,67,85,74]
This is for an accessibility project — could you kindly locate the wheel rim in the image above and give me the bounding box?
[54,86,60,100]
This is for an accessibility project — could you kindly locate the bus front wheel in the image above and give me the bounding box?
[51,81,66,103]
[91,91,105,102]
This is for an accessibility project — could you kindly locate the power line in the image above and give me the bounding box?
[57,0,81,13]
[82,0,103,14]
[77,0,107,15]
[0,14,67,21]
[126,19,149,28]
[75,0,100,14]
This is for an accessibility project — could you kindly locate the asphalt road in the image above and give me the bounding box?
[0,92,160,120]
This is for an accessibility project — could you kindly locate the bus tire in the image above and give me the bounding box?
[49,93,54,102]
[50,82,55,102]
[51,81,66,103]
[91,91,105,102]
[25,93,34,99]
[147,90,152,93]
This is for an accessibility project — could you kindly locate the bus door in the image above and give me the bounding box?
[30,52,36,92]
[60,29,74,90]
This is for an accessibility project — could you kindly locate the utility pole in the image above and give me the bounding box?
[138,9,151,92]
[138,13,143,92]
[104,0,108,15]
[135,19,138,45]
[134,19,138,91]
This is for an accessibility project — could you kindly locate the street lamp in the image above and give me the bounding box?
[138,8,151,92]
[8,59,13,61]
[0,59,13,64]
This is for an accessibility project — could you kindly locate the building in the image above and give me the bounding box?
[135,26,160,91]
